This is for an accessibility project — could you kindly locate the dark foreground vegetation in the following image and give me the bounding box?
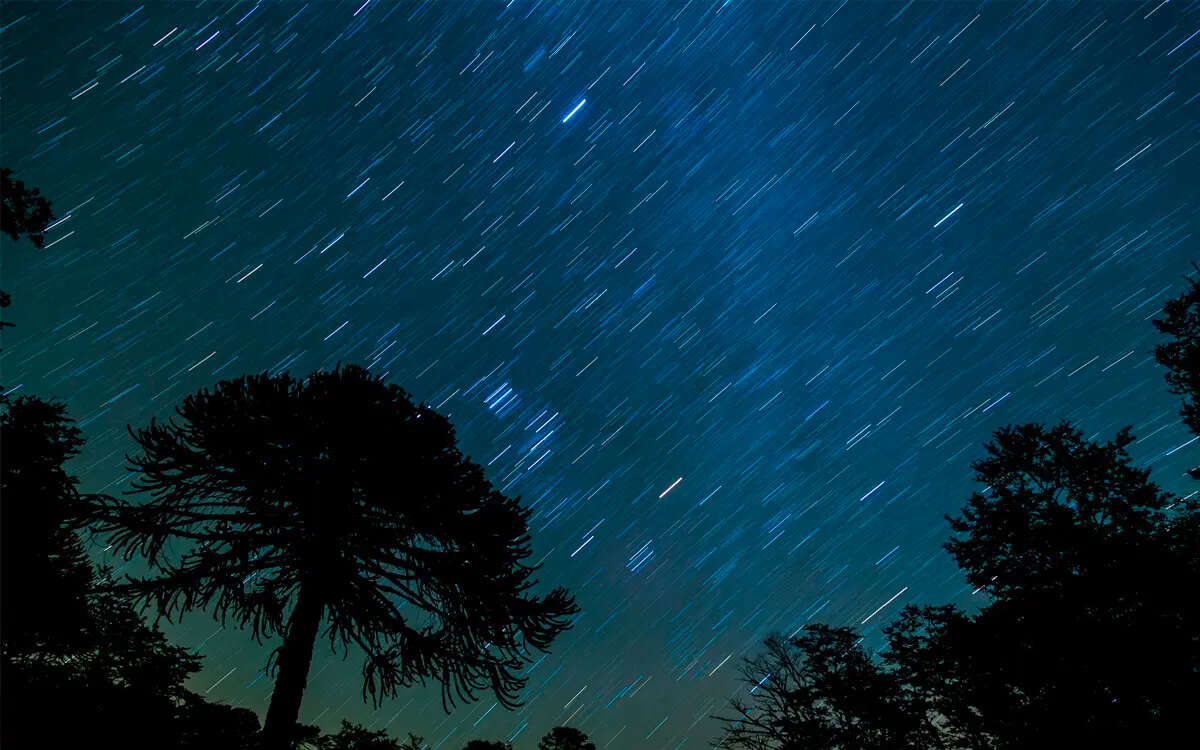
[2,172,1197,749]
[711,265,1200,749]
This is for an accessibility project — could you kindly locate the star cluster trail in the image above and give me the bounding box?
[2,1,1197,746]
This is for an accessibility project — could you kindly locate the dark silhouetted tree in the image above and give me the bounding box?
[175,692,263,750]
[397,734,427,750]
[1,168,56,327]
[461,741,511,750]
[1,395,94,658]
[0,168,54,248]
[934,422,1200,745]
[713,625,932,749]
[715,267,1200,748]
[311,720,406,750]
[538,726,595,750]
[881,605,994,750]
[946,423,1172,601]
[72,365,579,750]
[1153,265,1200,440]
[1,395,259,750]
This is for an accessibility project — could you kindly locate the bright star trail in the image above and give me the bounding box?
[1,1,1197,747]
[563,98,587,123]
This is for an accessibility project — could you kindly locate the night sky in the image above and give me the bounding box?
[2,0,1198,746]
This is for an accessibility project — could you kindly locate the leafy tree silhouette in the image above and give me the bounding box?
[0,168,56,327]
[175,692,263,749]
[309,719,409,750]
[1,395,94,658]
[716,268,1200,749]
[881,605,991,750]
[0,168,54,248]
[1153,265,1200,442]
[1,394,184,748]
[712,625,930,749]
[396,734,427,750]
[538,726,595,750]
[936,426,1198,744]
[461,741,512,750]
[0,395,259,749]
[72,365,579,750]
[946,423,1174,600]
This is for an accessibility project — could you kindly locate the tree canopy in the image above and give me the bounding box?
[714,269,1200,748]
[537,726,596,750]
[0,168,54,248]
[717,419,1199,748]
[6,208,1197,747]
[1,395,94,658]
[1153,265,1200,438]
[73,365,578,749]
[1,167,56,323]
[1,395,256,749]
[713,625,931,750]
[311,720,410,750]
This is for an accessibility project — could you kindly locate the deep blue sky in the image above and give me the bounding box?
[2,1,1197,747]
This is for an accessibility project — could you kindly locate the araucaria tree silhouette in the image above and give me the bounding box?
[73,365,579,750]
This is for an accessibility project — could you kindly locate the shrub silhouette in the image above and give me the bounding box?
[312,719,410,749]
[73,365,579,750]
[537,726,595,750]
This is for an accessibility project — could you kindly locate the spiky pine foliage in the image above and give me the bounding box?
[74,365,578,749]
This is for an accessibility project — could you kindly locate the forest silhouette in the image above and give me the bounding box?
[2,171,1198,748]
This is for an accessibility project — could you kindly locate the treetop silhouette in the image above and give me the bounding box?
[717,424,1198,747]
[537,726,595,750]
[311,719,411,750]
[713,625,930,750]
[1153,264,1200,439]
[1,394,244,749]
[72,364,578,750]
[714,269,1200,747]
[946,422,1173,600]
[1,395,94,658]
[1,167,54,249]
[1,167,56,328]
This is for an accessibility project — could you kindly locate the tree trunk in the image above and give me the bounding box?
[260,580,325,750]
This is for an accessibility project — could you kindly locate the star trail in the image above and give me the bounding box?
[1,1,1197,747]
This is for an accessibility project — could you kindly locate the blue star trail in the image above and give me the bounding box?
[563,99,587,124]
[1,1,1197,747]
